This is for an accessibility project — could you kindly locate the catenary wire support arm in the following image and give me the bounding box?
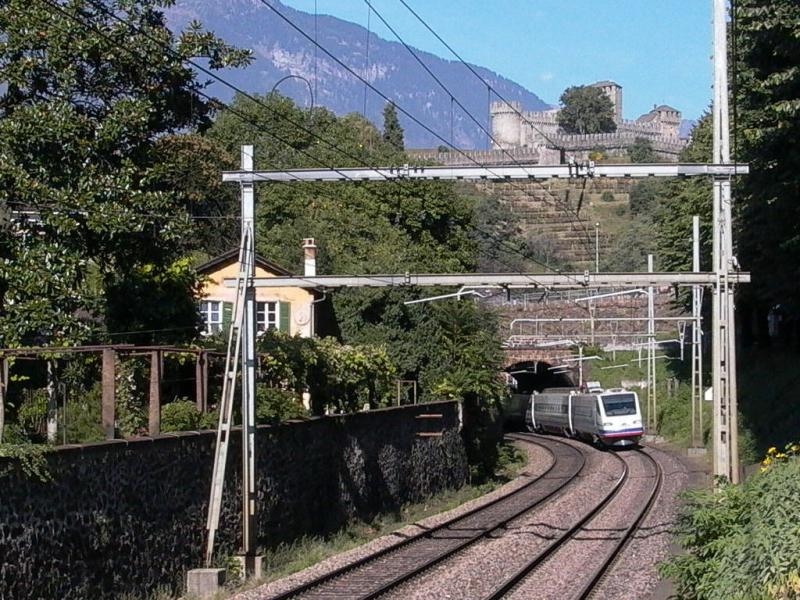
[222,163,748,183]
[229,272,749,290]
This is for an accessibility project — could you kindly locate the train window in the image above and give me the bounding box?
[602,394,638,416]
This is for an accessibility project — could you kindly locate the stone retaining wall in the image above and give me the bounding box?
[0,401,467,599]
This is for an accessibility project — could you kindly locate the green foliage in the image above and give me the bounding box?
[17,389,47,435]
[114,359,147,438]
[600,191,615,203]
[628,137,657,163]
[0,0,249,346]
[0,442,51,482]
[660,448,800,599]
[160,400,201,432]
[382,101,405,152]
[733,0,800,316]
[589,147,607,161]
[198,409,219,431]
[256,331,396,414]
[557,86,617,134]
[422,301,507,482]
[601,219,657,272]
[63,384,105,444]
[255,386,307,425]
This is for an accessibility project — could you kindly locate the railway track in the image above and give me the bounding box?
[262,435,586,600]
[482,447,663,600]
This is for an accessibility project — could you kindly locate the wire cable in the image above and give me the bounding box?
[35,0,580,288]
[363,0,592,254]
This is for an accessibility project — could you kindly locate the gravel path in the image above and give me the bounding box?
[382,436,622,600]
[232,436,553,600]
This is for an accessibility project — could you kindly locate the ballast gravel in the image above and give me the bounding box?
[232,435,554,600]
[382,436,622,600]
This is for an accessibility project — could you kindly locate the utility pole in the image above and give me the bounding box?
[647,254,656,432]
[240,145,259,568]
[595,222,600,273]
[712,0,740,483]
[691,215,704,449]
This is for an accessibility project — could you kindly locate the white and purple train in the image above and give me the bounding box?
[517,387,644,447]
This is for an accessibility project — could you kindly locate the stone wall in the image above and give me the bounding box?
[0,402,467,600]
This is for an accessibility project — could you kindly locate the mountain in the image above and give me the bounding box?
[164,0,549,149]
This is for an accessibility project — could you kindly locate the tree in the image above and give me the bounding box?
[382,101,405,151]
[556,86,617,135]
[0,0,250,347]
[628,137,657,163]
[734,0,800,335]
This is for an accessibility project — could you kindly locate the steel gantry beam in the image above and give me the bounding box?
[222,162,748,183]
[226,271,749,290]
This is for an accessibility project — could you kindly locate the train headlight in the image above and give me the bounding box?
[603,422,612,427]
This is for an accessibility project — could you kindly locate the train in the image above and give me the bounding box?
[510,386,644,447]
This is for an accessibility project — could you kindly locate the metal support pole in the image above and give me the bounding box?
[692,215,703,448]
[712,0,739,483]
[647,254,656,432]
[595,222,600,273]
[240,145,258,562]
[578,344,583,388]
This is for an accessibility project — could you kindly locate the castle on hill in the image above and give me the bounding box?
[490,81,688,163]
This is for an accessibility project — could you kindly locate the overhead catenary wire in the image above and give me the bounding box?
[256,0,587,221]
[396,0,564,152]
[255,0,587,283]
[35,0,573,290]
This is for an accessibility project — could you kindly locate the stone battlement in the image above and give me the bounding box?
[489,81,688,161]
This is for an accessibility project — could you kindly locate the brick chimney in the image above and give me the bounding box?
[302,238,317,277]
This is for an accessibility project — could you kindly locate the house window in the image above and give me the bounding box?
[256,301,279,333]
[200,300,222,334]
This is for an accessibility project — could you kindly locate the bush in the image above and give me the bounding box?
[255,386,307,425]
[660,445,800,599]
[160,400,201,432]
[600,191,615,202]
[198,409,219,430]
[17,389,48,436]
[64,385,105,444]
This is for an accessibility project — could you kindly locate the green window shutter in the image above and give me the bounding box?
[222,301,233,330]
[279,301,291,333]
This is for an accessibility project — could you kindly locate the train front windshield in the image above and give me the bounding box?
[602,394,638,416]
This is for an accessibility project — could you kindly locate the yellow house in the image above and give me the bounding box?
[196,241,320,338]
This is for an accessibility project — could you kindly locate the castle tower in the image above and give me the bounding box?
[490,100,523,149]
[590,81,623,123]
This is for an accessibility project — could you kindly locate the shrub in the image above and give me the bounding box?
[198,409,219,430]
[255,386,307,425]
[17,389,48,436]
[64,385,105,444]
[160,400,201,432]
[659,444,800,599]
[600,191,615,202]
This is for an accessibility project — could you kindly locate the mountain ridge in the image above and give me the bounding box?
[165,0,550,149]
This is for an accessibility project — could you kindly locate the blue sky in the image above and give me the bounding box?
[280,0,713,121]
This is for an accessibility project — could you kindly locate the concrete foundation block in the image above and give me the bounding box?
[234,554,265,580]
[186,568,226,598]
[688,446,708,456]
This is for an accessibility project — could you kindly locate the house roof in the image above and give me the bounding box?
[196,248,294,277]
[591,80,621,88]
[654,104,679,113]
